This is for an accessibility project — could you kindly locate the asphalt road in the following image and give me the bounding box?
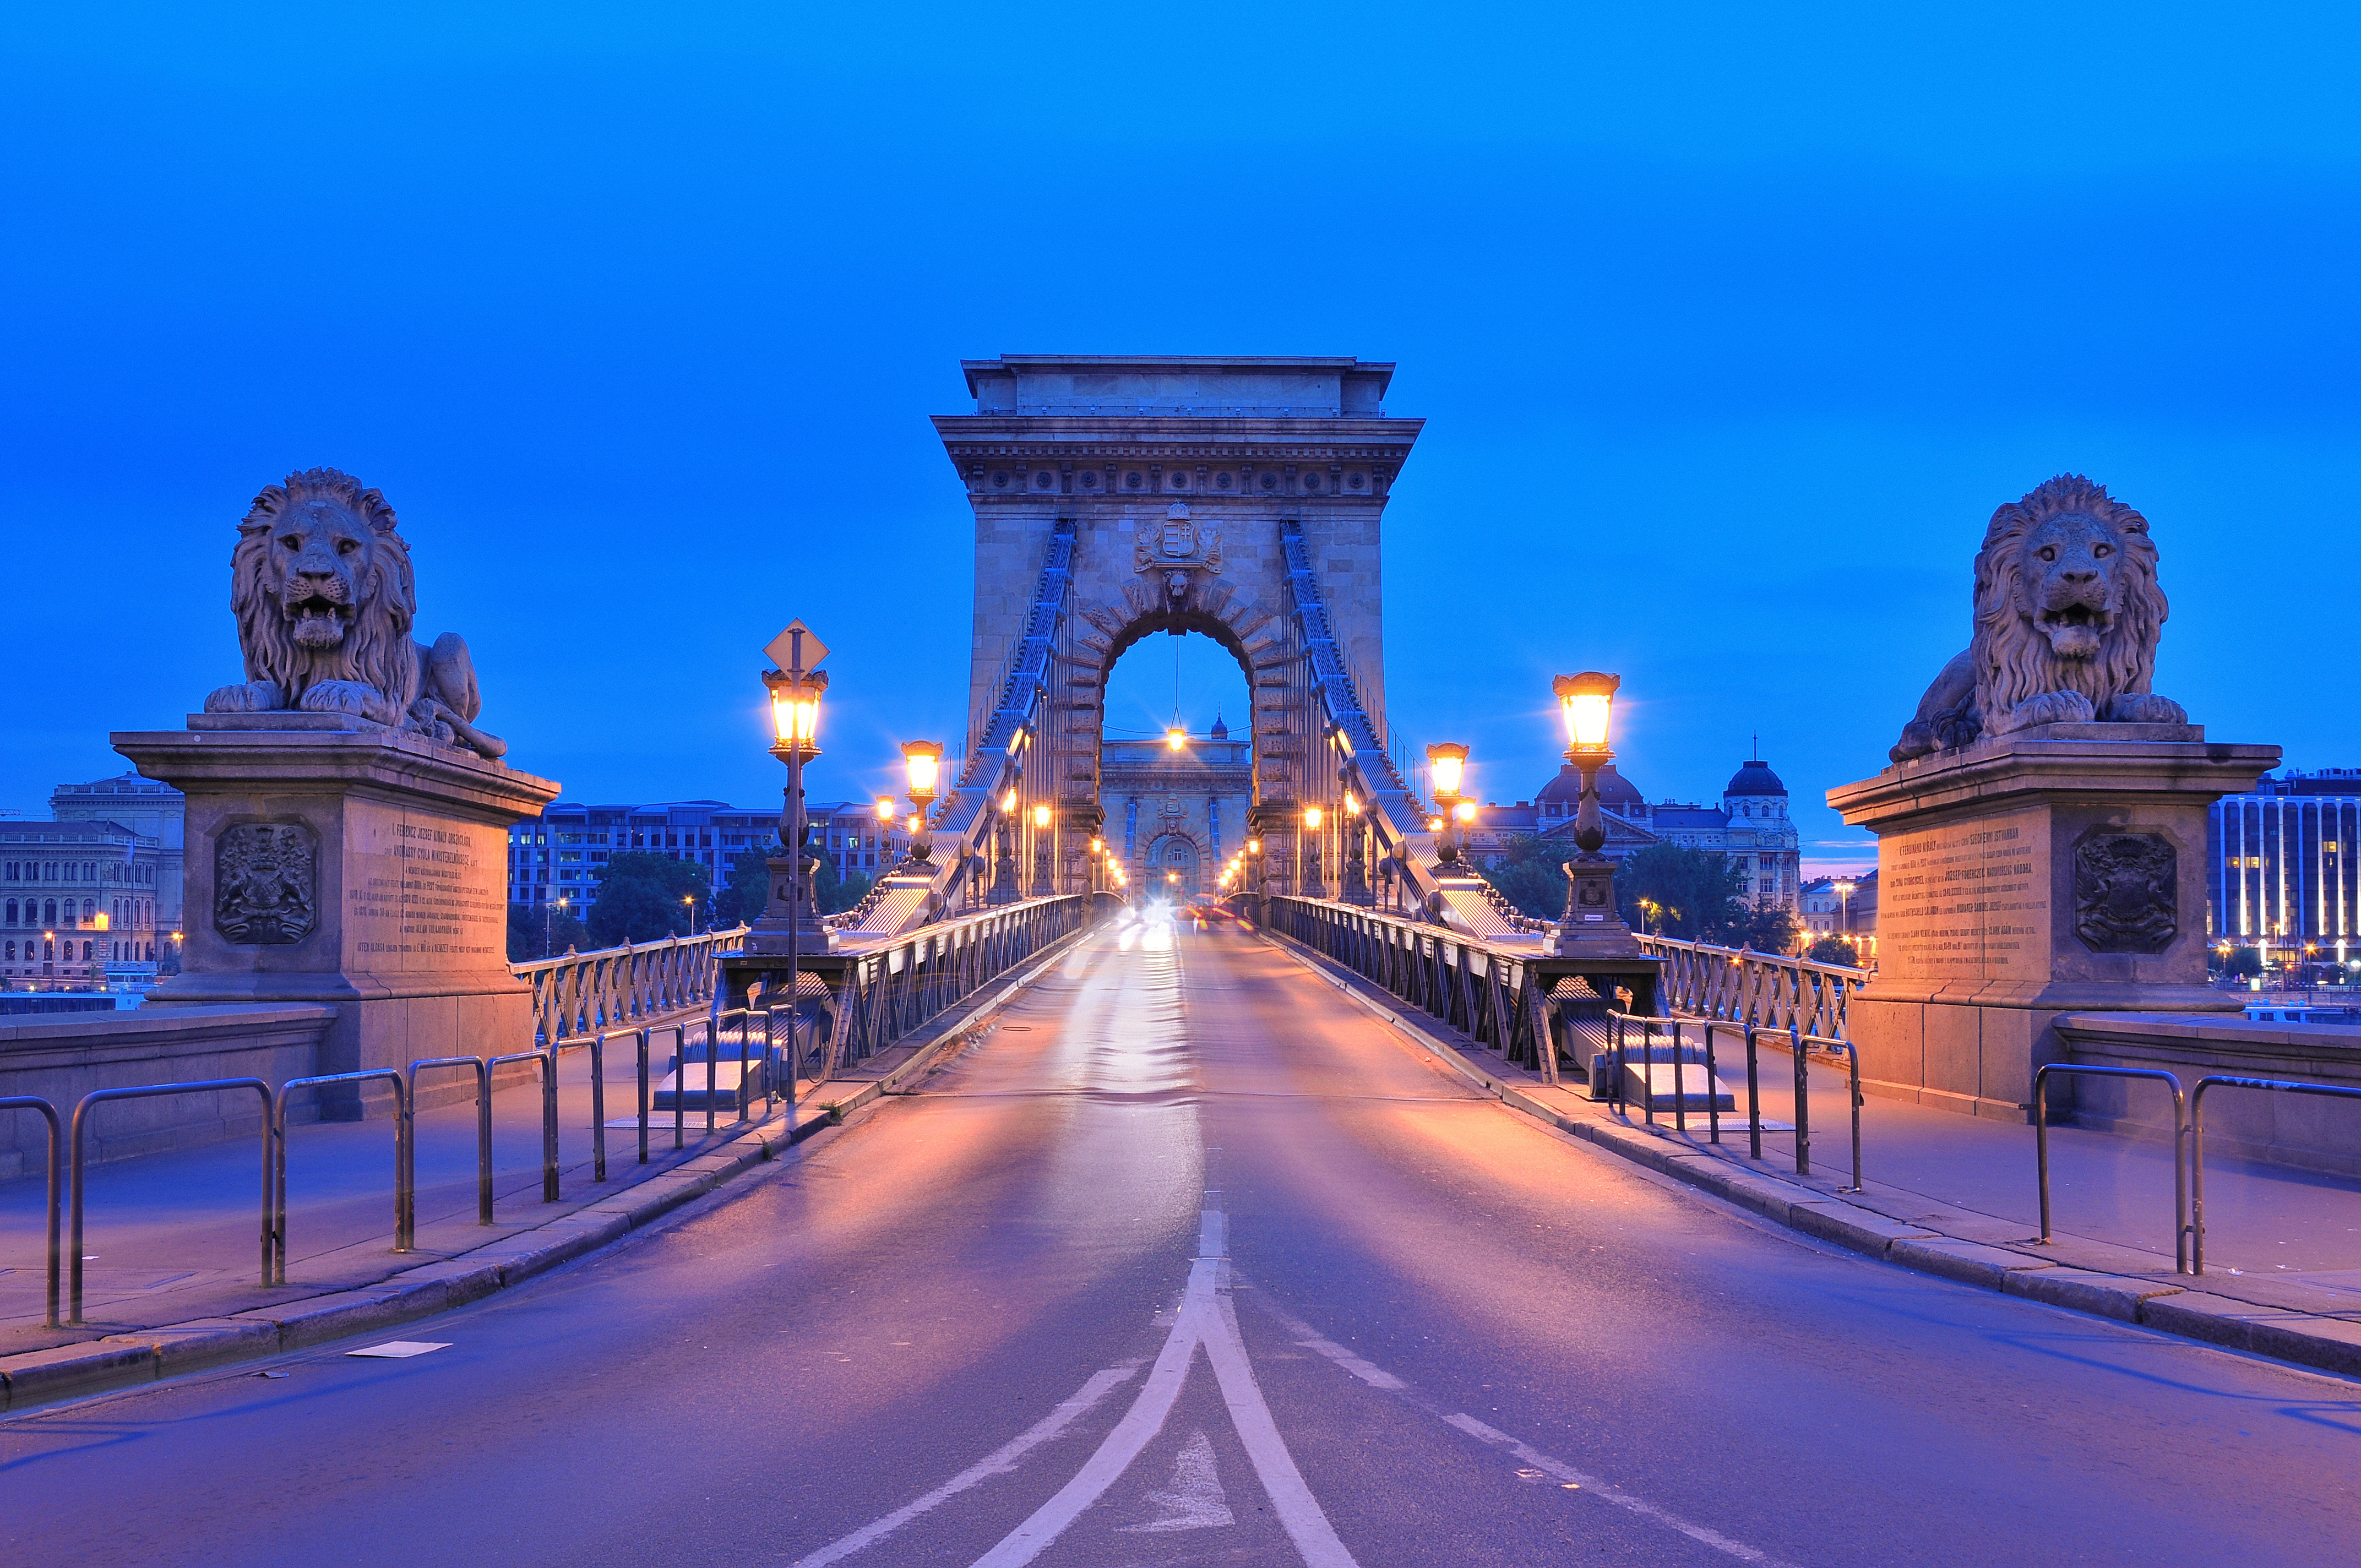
[4,912,2357,1566]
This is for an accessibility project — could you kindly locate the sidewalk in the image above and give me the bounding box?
[1258,927,2361,1377]
[0,919,1094,1412]
[0,1030,815,1359]
[1617,1036,2361,1282]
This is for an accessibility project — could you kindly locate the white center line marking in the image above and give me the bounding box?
[787,1362,1143,1568]
[968,1208,1362,1568]
[1252,1288,1798,1568]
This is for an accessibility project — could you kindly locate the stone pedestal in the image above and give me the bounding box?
[1827,722,2277,1121]
[112,714,561,1114]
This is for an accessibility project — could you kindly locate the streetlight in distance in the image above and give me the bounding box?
[1031,803,1056,897]
[902,741,943,869]
[1427,743,1468,869]
[682,893,697,937]
[1301,804,1326,900]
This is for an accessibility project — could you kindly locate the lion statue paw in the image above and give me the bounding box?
[2099,692,2188,725]
[298,679,405,726]
[203,679,286,714]
[2006,689,2097,730]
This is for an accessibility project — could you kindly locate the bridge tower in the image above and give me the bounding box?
[936,356,1422,895]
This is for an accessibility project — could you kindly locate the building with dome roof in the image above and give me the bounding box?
[1462,750,1800,910]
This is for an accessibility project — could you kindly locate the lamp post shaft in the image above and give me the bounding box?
[784,741,801,1088]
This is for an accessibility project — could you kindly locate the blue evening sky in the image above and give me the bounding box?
[4,6,2354,873]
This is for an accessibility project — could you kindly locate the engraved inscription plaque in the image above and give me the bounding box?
[2074,831,2178,954]
[1875,812,2046,983]
[215,821,318,944]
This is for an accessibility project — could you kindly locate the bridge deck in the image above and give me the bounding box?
[2,917,2353,1565]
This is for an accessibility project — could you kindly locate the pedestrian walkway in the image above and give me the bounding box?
[0,1037,836,1357]
[1486,1035,2361,1329]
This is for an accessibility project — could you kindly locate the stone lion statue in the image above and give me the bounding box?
[202,467,507,759]
[1890,475,2185,764]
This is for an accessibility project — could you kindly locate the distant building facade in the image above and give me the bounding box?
[2,820,167,988]
[2208,768,2361,957]
[1100,717,1253,900]
[508,799,909,921]
[1463,754,1802,910]
[49,772,186,938]
[1801,870,1879,959]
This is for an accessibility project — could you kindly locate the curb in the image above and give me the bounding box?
[0,919,1097,1416]
[1253,925,2361,1384]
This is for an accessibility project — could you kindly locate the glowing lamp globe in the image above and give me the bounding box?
[901,740,944,799]
[1552,672,1618,752]
[1426,743,1468,801]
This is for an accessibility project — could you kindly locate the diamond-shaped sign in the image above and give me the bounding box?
[765,619,829,674]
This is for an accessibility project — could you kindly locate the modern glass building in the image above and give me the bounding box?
[2207,769,2361,957]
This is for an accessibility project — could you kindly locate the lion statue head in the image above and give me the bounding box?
[224,469,418,722]
[1890,475,2186,764]
[204,467,506,759]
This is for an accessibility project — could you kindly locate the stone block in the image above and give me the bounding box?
[2001,1266,2183,1321]
[2137,1291,2361,1375]
[123,1316,283,1376]
[1788,1201,1939,1257]
[1,1339,159,1408]
[1889,1237,2054,1291]
[1922,1003,1983,1107]
[235,1284,443,1351]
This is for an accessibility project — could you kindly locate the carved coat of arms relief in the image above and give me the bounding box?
[1134,504,1222,603]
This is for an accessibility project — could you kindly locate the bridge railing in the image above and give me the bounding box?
[803,894,1106,1081]
[1635,933,1866,1043]
[514,925,749,1046]
[1259,895,1588,1080]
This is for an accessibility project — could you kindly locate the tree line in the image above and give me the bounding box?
[1478,834,1853,960]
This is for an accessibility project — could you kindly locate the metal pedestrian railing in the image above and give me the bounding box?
[272,1070,411,1284]
[1259,896,1571,1079]
[2,1095,62,1327]
[1603,1015,1864,1191]
[814,895,1100,1078]
[406,1056,496,1225]
[515,924,749,1048]
[70,1079,273,1324]
[2033,1063,2190,1275]
[1638,934,1866,1043]
[2190,1074,2361,1275]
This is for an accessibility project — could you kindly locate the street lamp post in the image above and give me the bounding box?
[902,741,942,871]
[1427,743,1469,869]
[1249,837,1265,919]
[1031,803,1057,897]
[990,778,1021,905]
[756,627,829,1090]
[874,796,897,879]
[1301,804,1327,900]
[1549,672,1644,960]
[682,894,697,938]
[1089,836,1104,896]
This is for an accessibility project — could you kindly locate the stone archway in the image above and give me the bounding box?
[1144,831,1204,900]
